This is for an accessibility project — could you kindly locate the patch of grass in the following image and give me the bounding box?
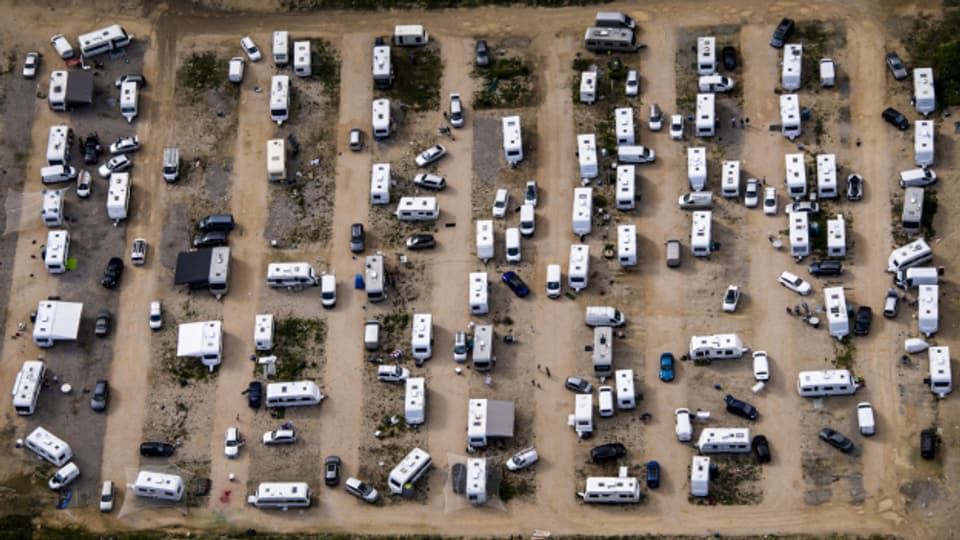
[499,474,534,502]
[161,349,213,382]
[906,12,960,107]
[791,22,833,90]
[177,52,229,103]
[381,311,411,335]
[375,414,408,439]
[271,317,327,380]
[833,339,856,370]
[690,455,762,505]
[281,0,609,9]
[474,57,536,109]
[384,46,442,112]
[310,38,341,98]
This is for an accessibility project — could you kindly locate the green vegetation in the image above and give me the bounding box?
[310,39,341,98]
[177,52,232,103]
[162,349,213,382]
[690,456,762,506]
[906,11,960,107]
[271,317,327,380]
[791,22,838,90]
[474,57,536,109]
[375,414,408,439]
[384,46,442,111]
[809,209,831,258]
[499,474,534,502]
[833,340,856,370]
[281,0,608,9]
[381,311,411,335]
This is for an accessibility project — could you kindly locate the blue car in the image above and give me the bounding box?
[659,352,675,382]
[502,271,530,298]
[646,460,660,488]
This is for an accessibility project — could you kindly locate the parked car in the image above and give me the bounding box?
[564,376,593,394]
[506,447,539,471]
[453,331,468,362]
[899,167,937,188]
[193,231,229,248]
[114,74,146,89]
[247,381,263,409]
[846,173,864,201]
[98,154,132,178]
[624,69,640,97]
[415,144,447,167]
[770,17,795,48]
[131,238,147,266]
[345,477,379,503]
[349,128,363,151]
[76,170,92,198]
[789,201,820,215]
[669,115,684,140]
[808,260,843,277]
[722,45,737,70]
[920,428,936,460]
[501,271,530,297]
[324,456,342,486]
[646,460,660,488]
[590,442,627,463]
[819,428,855,453]
[449,93,464,128]
[492,188,509,218]
[722,285,741,313]
[659,352,675,382]
[752,351,770,381]
[763,187,778,215]
[377,364,410,383]
[413,173,447,191]
[140,441,175,457]
[224,427,241,458]
[524,180,538,207]
[263,428,297,445]
[90,379,109,412]
[99,481,115,512]
[648,103,663,131]
[884,288,899,318]
[48,462,80,490]
[854,306,873,336]
[228,56,245,83]
[678,191,713,210]
[405,234,435,250]
[885,51,908,80]
[724,394,759,420]
[82,134,102,165]
[350,223,365,253]
[744,179,760,208]
[95,311,112,338]
[50,34,74,59]
[149,300,163,330]
[109,135,140,155]
[475,39,490,66]
[240,36,262,62]
[101,257,124,289]
[22,52,39,79]
[882,107,909,130]
[779,271,811,295]
[198,214,235,232]
[753,435,771,463]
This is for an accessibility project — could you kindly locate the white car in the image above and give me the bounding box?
[763,186,778,215]
[449,93,464,128]
[98,154,132,178]
[744,179,760,208]
[779,271,812,296]
[413,173,446,191]
[225,427,242,458]
[492,188,509,218]
[99,480,115,512]
[415,144,447,167]
[505,447,539,471]
[669,115,684,140]
[345,477,379,503]
[149,301,163,330]
[524,180,538,207]
[263,428,297,445]
[23,52,39,79]
[228,56,245,83]
[76,170,92,199]
[752,351,770,381]
[453,331,468,362]
[648,104,663,131]
[722,285,741,313]
[109,136,140,155]
[625,69,639,96]
[240,36,262,62]
[50,34,74,59]
[377,364,410,383]
[48,462,80,490]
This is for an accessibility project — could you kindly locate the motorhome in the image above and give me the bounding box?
[688,333,746,360]
[902,187,924,235]
[32,300,83,348]
[827,214,846,257]
[797,369,858,397]
[78,24,131,57]
[695,93,715,137]
[476,220,494,262]
[394,197,439,221]
[266,262,320,289]
[568,393,594,438]
[365,254,386,303]
[697,428,752,453]
[472,324,495,371]
[918,284,939,337]
[25,426,72,467]
[915,120,934,167]
[404,377,426,425]
[690,210,712,257]
[411,314,433,363]
[44,230,70,274]
[269,75,290,125]
[688,147,707,191]
[780,94,801,140]
[173,246,230,298]
[895,266,944,289]
[469,272,489,315]
[129,471,184,502]
[266,139,286,182]
[583,27,638,53]
[247,482,311,509]
[614,107,634,145]
[578,470,640,504]
[616,165,636,210]
[782,43,802,91]
[697,36,717,75]
[254,314,274,351]
[789,211,809,258]
[572,187,593,238]
[816,154,838,199]
[502,116,523,166]
[372,45,394,89]
[929,346,952,398]
[913,67,935,116]
[466,399,515,448]
[585,306,626,327]
[465,459,488,505]
[577,134,598,178]
[388,447,432,495]
[887,238,932,273]
[520,203,535,237]
[614,369,636,410]
[119,81,138,123]
[593,326,613,380]
[546,264,562,298]
[106,172,130,223]
[579,71,596,104]
[41,188,64,227]
[785,152,807,198]
[293,40,310,76]
[46,125,73,165]
[617,224,637,267]
[568,244,590,292]
[824,286,849,340]
[177,320,223,371]
[372,98,391,139]
[370,163,390,205]
[393,25,429,46]
[273,31,289,65]
[691,456,710,496]
[12,361,46,416]
[266,381,324,408]
[721,160,740,198]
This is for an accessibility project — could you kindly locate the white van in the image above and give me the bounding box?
[248,482,311,509]
[388,447,432,495]
[505,228,521,263]
[519,204,535,237]
[546,264,562,298]
[597,386,615,417]
[228,57,245,83]
[120,80,138,123]
[899,167,937,188]
[856,402,875,436]
[25,426,73,466]
[675,408,692,442]
[320,273,336,308]
[41,164,77,184]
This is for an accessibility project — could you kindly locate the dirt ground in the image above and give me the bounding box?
[0,1,957,539]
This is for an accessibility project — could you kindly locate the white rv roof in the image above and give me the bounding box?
[696,93,714,126]
[394,24,425,34]
[688,147,706,174]
[575,393,592,416]
[176,320,222,357]
[691,211,711,245]
[888,238,931,272]
[469,272,487,302]
[134,470,183,489]
[583,475,639,492]
[108,172,129,202]
[914,67,934,99]
[13,361,45,407]
[405,377,425,407]
[824,286,848,322]
[33,301,83,341]
[269,76,289,109]
[372,98,390,128]
[785,152,806,183]
[577,134,597,167]
[930,346,950,374]
[266,380,320,397]
[697,36,715,59]
[267,139,285,172]
[689,332,742,350]
[372,45,391,75]
[780,94,799,123]
[396,196,438,211]
[697,427,751,446]
[502,115,522,151]
[614,107,633,137]
[797,369,852,386]
[827,215,845,247]
[580,71,596,92]
[783,43,803,76]
[789,211,808,241]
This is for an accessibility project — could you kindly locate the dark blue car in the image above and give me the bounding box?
[502,271,530,297]
[659,352,675,382]
[646,460,660,488]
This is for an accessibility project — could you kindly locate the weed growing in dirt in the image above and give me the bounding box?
[689,454,762,505]
[271,317,327,380]
[383,46,442,112]
[473,57,536,109]
[906,11,960,107]
[177,52,231,103]
[498,474,534,502]
[310,38,341,99]
[161,348,213,382]
[832,340,856,370]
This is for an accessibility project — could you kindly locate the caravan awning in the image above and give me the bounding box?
[65,71,94,106]
[174,250,212,287]
[486,400,515,439]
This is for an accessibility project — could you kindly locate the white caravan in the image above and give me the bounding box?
[579,71,596,104]
[695,93,715,137]
[688,333,746,360]
[697,428,752,453]
[568,244,590,292]
[469,272,489,315]
[797,369,858,397]
[32,300,83,348]
[44,230,70,274]
[119,81,138,123]
[472,324,495,371]
[12,360,46,416]
[887,238,932,273]
[578,470,640,504]
[365,254,386,302]
[782,43,802,90]
[780,94,801,140]
[269,75,289,125]
[254,313,274,351]
[918,284,939,337]
[372,45,394,89]
[690,210,712,257]
[614,107,635,145]
[25,426,72,466]
[107,172,130,223]
[697,36,717,75]
[568,393,594,438]
[572,187,593,238]
[248,482,311,509]
[577,134,598,178]
[929,346,952,398]
[267,139,286,182]
[393,25,429,46]
[915,120,934,167]
[691,456,710,497]
[272,31,289,65]
[465,458,488,505]
[129,471,184,502]
[913,67,935,116]
[617,224,637,267]
[293,40,310,77]
[395,197,439,221]
[614,369,636,410]
[372,98,391,139]
[593,326,613,380]
[370,163,391,205]
[404,377,426,425]
[46,125,73,165]
[785,153,807,198]
[824,287,849,340]
[502,116,523,166]
[177,320,223,371]
[476,220,494,262]
[789,211,809,258]
[466,398,515,448]
[827,215,846,257]
[721,160,740,198]
[266,381,324,408]
[616,165,636,210]
[410,314,433,363]
[266,262,320,288]
[816,154,838,199]
[688,147,707,191]
[41,188,64,228]
[388,447,431,495]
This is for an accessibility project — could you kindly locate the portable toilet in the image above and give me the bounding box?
[688,147,707,191]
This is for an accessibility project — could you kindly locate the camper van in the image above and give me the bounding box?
[25,426,72,466]
[293,40,310,76]
[370,163,390,205]
[254,314,274,351]
[617,224,637,267]
[266,262,319,289]
[502,116,523,166]
[270,75,290,125]
[387,448,432,495]
[572,187,593,238]
[505,228,522,263]
[46,125,73,165]
[688,147,707,191]
[395,197,439,221]
[393,25,429,46]
[895,266,944,289]
[106,172,130,223]
[372,98,391,139]
[690,210,712,257]
[247,482,311,509]
[824,287,849,340]
[583,27,638,53]
[887,238,932,273]
[689,333,746,360]
[569,394,594,438]
[472,324,495,371]
[675,408,693,441]
[915,120,934,167]
[595,11,637,29]
[119,81,138,123]
[372,45,394,89]
[697,36,717,75]
[469,272,489,315]
[796,369,858,397]
[519,203,535,237]
[785,153,807,198]
[902,187,924,235]
[545,264,563,298]
[265,381,324,408]
[618,145,656,164]
[782,43,802,91]
[691,456,710,496]
[577,134,598,178]
[411,314,433,363]
[579,71,596,104]
[789,211,809,258]
[272,31,289,65]
[365,254,386,302]
[266,139,286,182]
[593,326,613,380]
[697,428,752,453]
[585,306,626,327]
[578,471,640,504]
[465,458,488,505]
[568,244,590,292]
[404,377,426,425]
[614,369,636,410]
[929,346,952,398]
[721,160,740,198]
[918,284,939,337]
[616,165,636,210]
[78,24,131,57]
[827,214,846,257]
[698,74,735,92]
[780,94,801,140]
[614,107,634,145]
[695,93,715,137]
[12,361,46,416]
[476,220,494,262]
[44,230,70,274]
[913,67,935,116]
[816,154,838,199]
[41,189,64,227]
[129,471,184,502]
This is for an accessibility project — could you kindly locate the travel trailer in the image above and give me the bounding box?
[12,361,46,416]
[273,31,289,65]
[466,399,515,448]
[254,314,274,351]
[568,393,594,439]
[577,134,598,178]
[788,211,809,258]
[266,262,320,289]
[404,377,426,425]
[688,147,707,191]
[393,25,429,46]
[782,43,802,90]
[572,187,593,238]
[691,456,710,497]
[721,160,740,198]
[902,187,924,235]
[796,369,858,397]
[25,426,72,466]
[578,469,640,504]
[177,320,223,371]
[465,458,488,505]
[697,428,752,453]
[293,40,310,76]
[824,287,849,340]
[410,314,433,363]
[119,81,138,123]
[387,448,431,495]
[617,224,637,267]
[583,27,638,53]
[365,254,386,303]
[370,163,390,205]
[372,98,391,139]
[107,172,130,223]
[690,210,712,257]
[579,71,596,104]
[395,197,439,221]
[827,215,846,257]
[266,381,324,408]
[928,346,952,398]
[915,120,934,167]
[913,67,935,116]
[32,300,83,348]
[614,107,634,145]
[502,116,523,166]
[697,36,717,75]
[78,24,131,57]
[614,369,636,410]
[41,188,63,227]
[688,333,747,360]
[476,220,494,262]
[616,165,636,210]
[372,45,394,89]
[887,238,932,273]
[472,324,495,371]
[695,93,715,137]
[46,125,73,165]
[247,482,311,509]
[568,244,590,292]
[819,58,836,86]
[816,154,838,199]
[469,272,489,315]
[266,139,286,182]
[895,266,944,289]
[780,94,801,140]
[269,75,289,125]
[44,230,70,274]
[129,471,184,502]
[785,153,807,198]
[918,284,939,337]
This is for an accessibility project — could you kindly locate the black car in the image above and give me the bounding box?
[590,442,627,463]
[115,73,147,88]
[920,428,936,460]
[192,231,229,248]
[819,428,854,453]
[101,257,124,289]
[197,214,235,233]
[350,223,365,253]
[475,39,490,66]
[405,234,435,250]
[854,306,873,336]
[753,435,771,463]
[247,381,263,409]
[140,441,175,457]
[846,173,864,201]
[90,379,109,412]
[770,18,795,48]
[724,394,759,420]
[324,456,342,486]
[95,311,113,338]
[882,107,909,130]
[82,133,101,165]
[808,260,843,277]
[502,271,530,298]
[722,46,737,70]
